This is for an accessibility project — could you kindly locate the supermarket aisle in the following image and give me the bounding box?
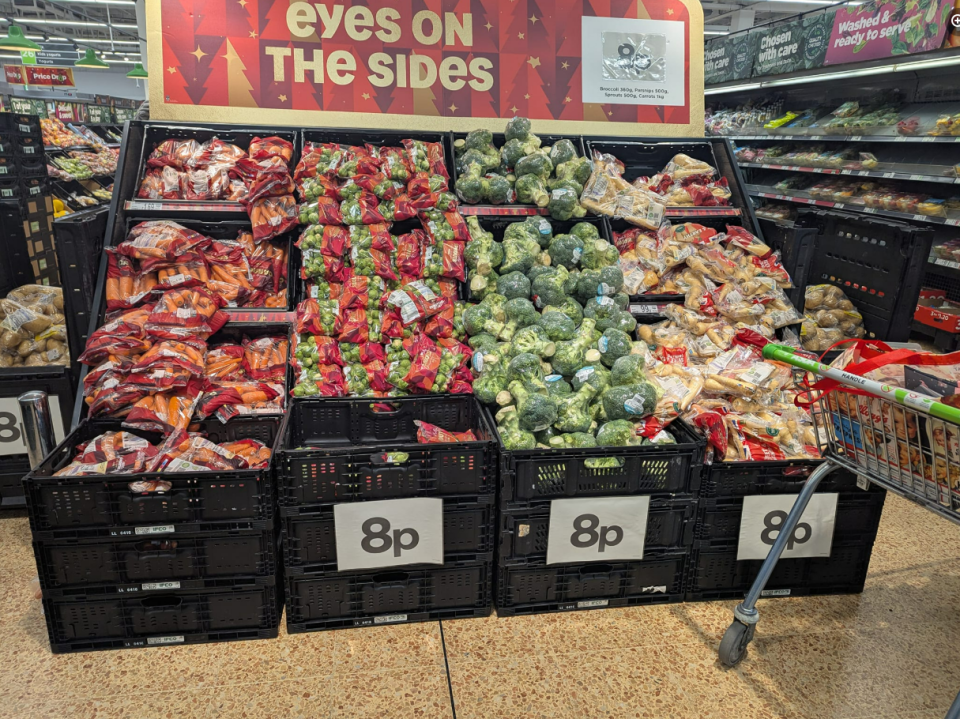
[0,493,958,719]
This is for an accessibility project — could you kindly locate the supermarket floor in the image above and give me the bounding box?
[1,493,959,719]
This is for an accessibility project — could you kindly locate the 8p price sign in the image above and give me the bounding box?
[737,494,838,561]
[334,497,443,572]
[0,396,64,457]
[546,496,650,565]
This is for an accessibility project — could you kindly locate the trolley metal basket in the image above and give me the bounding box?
[718,343,960,719]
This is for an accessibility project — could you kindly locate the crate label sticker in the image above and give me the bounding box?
[135,525,175,536]
[334,497,443,572]
[142,581,181,591]
[760,588,791,597]
[0,395,64,457]
[577,599,609,608]
[737,493,838,561]
[857,474,870,491]
[546,496,650,565]
[22,146,35,154]
[373,614,408,625]
[147,635,184,645]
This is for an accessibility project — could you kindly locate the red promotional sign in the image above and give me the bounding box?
[151,0,704,134]
[3,65,75,88]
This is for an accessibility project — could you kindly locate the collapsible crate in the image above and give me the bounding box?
[702,459,864,498]
[43,582,281,653]
[756,217,817,308]
[498,418,704,504]
[796,209,934,343]
[496,549,687,616]
[279,396,497,505]
[285,559,492,631]
[35,523,278,596]
[25,417,280,533]
[498,496,697,566]
[0,113,42,137]
[282,495,495,573]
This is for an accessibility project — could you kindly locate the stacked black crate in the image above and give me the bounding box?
[495,421,703,616]
[24,416,284,653]
[685,460,887,601]
[0,113,53,292]
[278,395,497,631]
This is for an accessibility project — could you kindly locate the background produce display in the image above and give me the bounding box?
[40,117,92,148]
[0,285,68,368]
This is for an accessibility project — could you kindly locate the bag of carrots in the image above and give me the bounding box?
[296,298,341,336]
[243,171,295,206]
[197,380,282,419]
[249,136,294,164]
[146,139,202,169]
[89,381,148,419]
[124,378,203,435]
[137,169,164,200]
[84,355,135,398]
[225,177,249,202]
[105,250,152,310]
[247,241,287,293]
[147,251,210,292]
[119,221,211,262]
[181,168,229,201]
[79,431,160,472]
[151,431,248,472]
[220,439,273,468]
[194,137,246,170]
[231,155,286,183]
[242,335,288,381]
[79,307,153,365]
[133,339,206,376]
[249,195,298,243]
[146,287,228,342]
[205,344,245,380]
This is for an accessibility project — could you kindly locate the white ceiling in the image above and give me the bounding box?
[703,0,846,36]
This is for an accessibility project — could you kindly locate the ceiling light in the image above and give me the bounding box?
[74,46,109,67]
[0,23,42,51]
[125,61,147,78]
[0,18,136,28]
[51,0,136,5]
[705,30,729,35]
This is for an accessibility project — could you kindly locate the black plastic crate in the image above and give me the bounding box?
[282,495,495,573]
[498,496,697,566]
[685,535,879,602]
[16,157,47,179]
[15,134,44,160]
[796,209,934,343]
[701,459,865,498]
[0,134,14,157]
[0,177,20,202]
[757,217,817,308]
[35,524,278,596]
[0,366,74,507]
[449,133,585,214]
[498,417,704,503]
[285,559,492,631]
[279,395,497,505]
[694,490,886,544]
[25,417,281,532]
[0,113,42,137]
[43,582,281,653]
[495,549,687,616]
[0,155,16,178]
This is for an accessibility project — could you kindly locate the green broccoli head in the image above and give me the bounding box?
[601,382,660,421]
[596,419,636,446]
[571,364,611,394]
[500,234,541,275]
[611,311,637,334]
[510,325,556,359]
[515,151,553,180]
[542,296,584,327]
[538,310,576,342]
[609,354,648,387]
[463,293,507,337]
[505,116,533,142]
[531,265,569,309]
[484,174,513,205]
[456,162,485,204]
[569,222,600,242]
[468,332,500,353]
[584,297,621,330]
[549,431,598,449]
[548,139,579,167]
[473,364,508,405]
[580,239,620,270]
[551,340,586,377]
[508,379,558,432]
[598,328,634,368]
[545,374,573,398]
[505,352,546,388]
[500,138,530,169]
[521,216,553,248]
[612,292,630,310]
[527,264,556,285]
[499,297,539,341]
[464,129,494,151]
[496,271,531,301]
[496,405,537,449]
[547,234,585,269]
[575,269,603,304]
[548,187,584,222]
[515,174,550,207]
[554,382,598,433]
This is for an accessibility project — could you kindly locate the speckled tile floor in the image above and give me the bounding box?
[1,493,959,718]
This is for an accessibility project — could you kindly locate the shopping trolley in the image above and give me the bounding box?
[717,343,960,719]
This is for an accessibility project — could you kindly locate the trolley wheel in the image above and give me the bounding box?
[719,621,754,667]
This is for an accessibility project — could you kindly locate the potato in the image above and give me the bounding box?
[46,339,64,353]
[20,315,52,334]
[0,330,24,350]
[24,353,47,367]
[0,354,13,368]
[41,303,58,316]
[49,313,65,325]
[814,310,838,328]
[17,339,43,357]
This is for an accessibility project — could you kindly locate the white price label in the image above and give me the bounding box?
[373,614,408,625]
[0,167,7,175]
[882,172,896,179]
[850,136,862,142]
[737,494,838,561]
[630,304,660,315]
[135,525,175,536]
[913,215,927,222]
[578,599,609,608]
[142,581,181,591]
[922,137,936,142]
[909,175,925,181]
[935,258,960,270]
[546,496,650,565]
[130,201,163,211]
[334,497,443,571]
[147,635,184,646]
[895,136,908,142]
[22,146,35,154]
[863,208,877,214]
[0,395,65,457]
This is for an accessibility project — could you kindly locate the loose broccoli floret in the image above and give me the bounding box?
[611,311,637,334]
[505,116,534,143]
[496,405,537,449]
[596,419,636,446]
[515,174,550,207]
[581,238,621,270]
[463,293,507,337]
[465,216,504,273]
[601,382,660,421]
[538,311,576,342]
[571,364,611,394]
[547,234,585,269]
[545,375,573,398]
[510,325,556,359]
[464,129,494,151]
[549,139,578,167]
[505,352,546,389]
[515,151,553,180]
[500,138,530,169]
[531,266,569,308]
[551,318,598,376]
[548,187,586,222]
[506,380,558,432]
[500,233,541,275]
[468,268,500,300]
[500,297,539,341]
[584,297,621,331]
[542,296,584,326]
[456,163,485,204]
[473,362,508,405]
[468,332,500,353]
[610,354,647,387]
[554,382,598,433]
[496,271,531,301]
[569,222,600,242]
[598,328,634,368]
[484,174,513,205]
